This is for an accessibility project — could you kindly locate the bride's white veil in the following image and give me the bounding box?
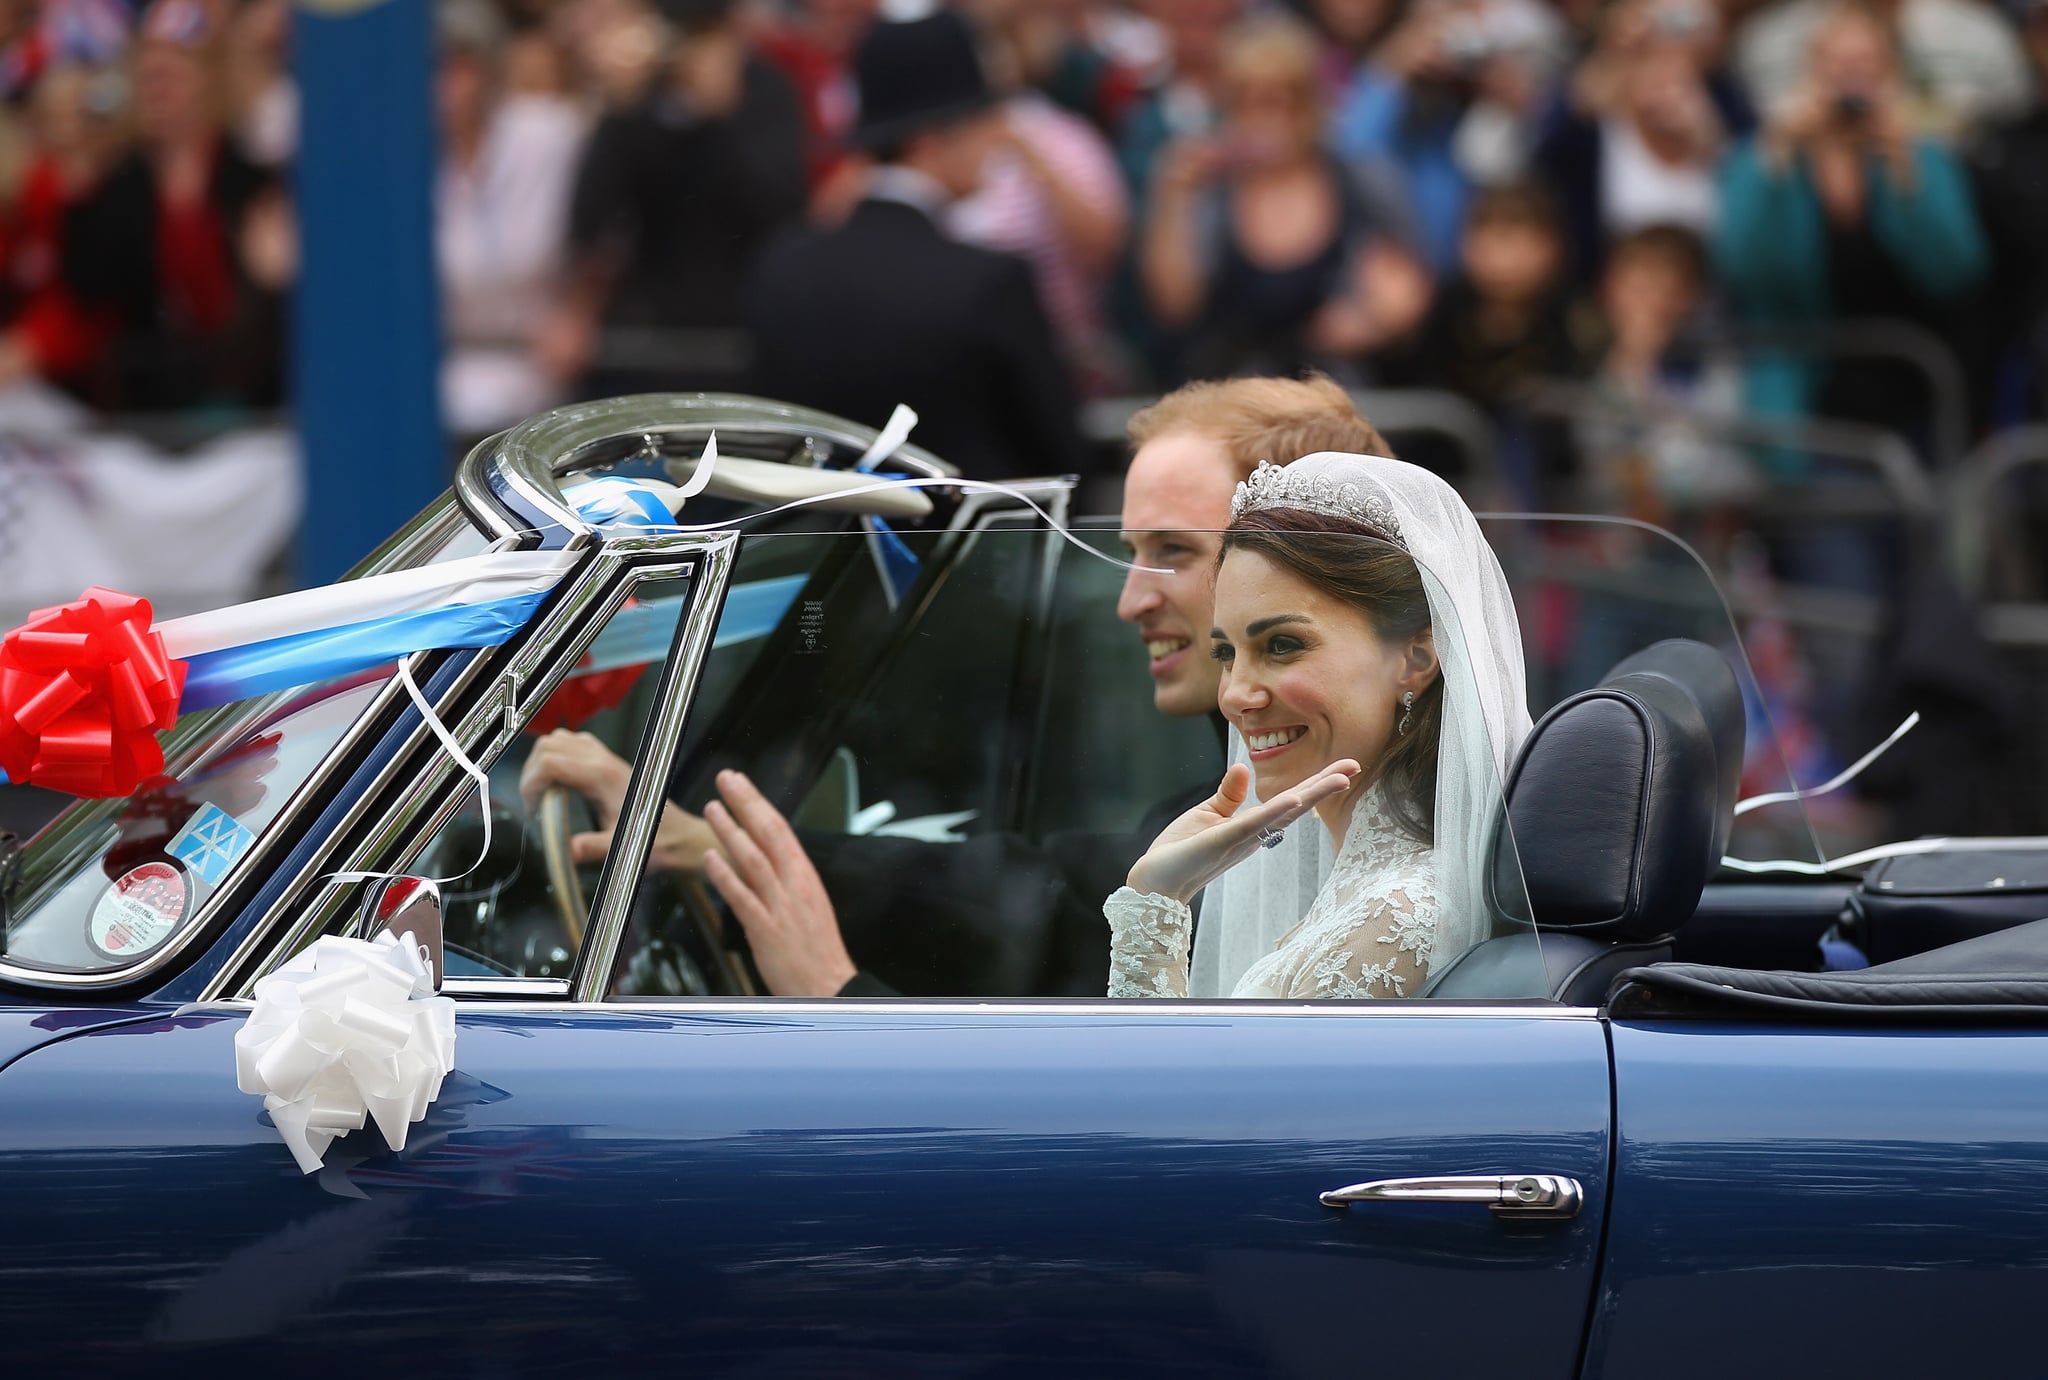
[1188,453,1533,997]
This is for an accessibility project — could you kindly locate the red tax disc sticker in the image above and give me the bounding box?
[88,860,191,962]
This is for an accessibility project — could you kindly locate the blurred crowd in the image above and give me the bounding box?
[0,0,2039,473]
[435,0,2048,489]
[0,0,291,416]
[0,0,2036,835]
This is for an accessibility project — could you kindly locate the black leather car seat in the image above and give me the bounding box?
[1422,639,1744,1004]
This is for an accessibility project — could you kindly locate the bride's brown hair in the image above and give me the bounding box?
[1220,507,1441,843]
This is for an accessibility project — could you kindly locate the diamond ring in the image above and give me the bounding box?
[1257,827,1285,849]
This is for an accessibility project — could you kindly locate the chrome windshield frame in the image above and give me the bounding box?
[188,394,967,1002]
[203,535,732,1002]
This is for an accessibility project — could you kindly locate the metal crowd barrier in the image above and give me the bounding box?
[1513,379,1939,675]
[1722,318,1970,471]
[1519,379,1938,525]
[1950,424,2048,602]
[1944,423,2048,836]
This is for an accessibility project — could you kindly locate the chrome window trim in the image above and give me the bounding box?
[562,999,1602,1019]
[444,977,572,999]
[12,399,974,998]
[0,496,494,994]
[571,533,739,1001]
[466,393,957,549]
[499,393,955,489]
[200,543,716,1001]
[456,425,596,549]
[179,997,1600,1020]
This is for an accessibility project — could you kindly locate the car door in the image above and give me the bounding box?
[0,1003,1609,1375]
[1591,1018,2048,1380]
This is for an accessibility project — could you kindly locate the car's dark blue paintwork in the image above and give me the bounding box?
[0,1004,1610,1376]
[0,1004,158,1069]
[1588,1021,2048,1380]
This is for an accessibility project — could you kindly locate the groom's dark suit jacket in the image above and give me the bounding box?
[808,780,1214,999]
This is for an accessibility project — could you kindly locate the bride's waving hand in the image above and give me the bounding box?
[1125,759,1360,905]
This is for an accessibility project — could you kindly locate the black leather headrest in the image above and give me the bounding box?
[1493,640,1742,943]
[1603,640,1745,865]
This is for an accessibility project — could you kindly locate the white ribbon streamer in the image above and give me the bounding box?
[854,405,917,471]
[157,549,580,661]
[234,929,457,1174]
[664,473,1165,575]
[674,430,717,501]
[325,655,496,888]
[1720,836,2048,876]
[1721,712,1932,874]
[1733,712,1921,817]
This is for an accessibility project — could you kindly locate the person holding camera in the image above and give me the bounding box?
[1329,0,1567,272]
[1533,0,1749,284]
[1140,12,1425,386]
[1715,1,1986,436]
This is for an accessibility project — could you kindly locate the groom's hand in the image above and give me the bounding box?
[520,729,716,870]
[703,769,859,997]
[1126,759,1361,904]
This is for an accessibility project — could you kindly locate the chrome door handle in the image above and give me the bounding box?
[1319,1174,1584,1219]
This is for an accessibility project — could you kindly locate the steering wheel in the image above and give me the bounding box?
[535,786,590,950]
[534,786,757,995]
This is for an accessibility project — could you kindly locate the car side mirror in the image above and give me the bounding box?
[361,876,443,990]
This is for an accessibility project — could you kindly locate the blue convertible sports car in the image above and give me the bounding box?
[1,395,2044,1378]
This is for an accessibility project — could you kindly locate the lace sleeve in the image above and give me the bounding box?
[1288,882,1439,1000]
[1104,886,1193,998]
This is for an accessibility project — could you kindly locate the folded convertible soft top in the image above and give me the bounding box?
[1609,916,2048,1023]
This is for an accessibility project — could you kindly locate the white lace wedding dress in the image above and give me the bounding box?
[1104,783,1443,1000]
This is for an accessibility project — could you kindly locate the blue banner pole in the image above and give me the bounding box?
[292,0,442,586]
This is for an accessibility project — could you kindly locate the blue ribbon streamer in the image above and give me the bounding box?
[851,454,922,603]
[178,588,556,711]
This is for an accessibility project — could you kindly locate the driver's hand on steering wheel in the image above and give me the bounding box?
[702,769,858,998]
[520,729,716,872]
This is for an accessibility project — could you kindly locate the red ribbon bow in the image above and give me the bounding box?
[0,587,188,797]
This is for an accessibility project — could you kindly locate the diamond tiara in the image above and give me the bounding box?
[1229,461,1404,547]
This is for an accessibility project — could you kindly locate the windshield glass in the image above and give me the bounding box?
[2,496,493,980]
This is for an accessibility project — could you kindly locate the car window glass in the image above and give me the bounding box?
[409,573,697,982]
[1027,523,1224,840]
[3,671,394,976]
[602,525,1541,1002]
[606,519,931,996]
[1479,514,1824,867]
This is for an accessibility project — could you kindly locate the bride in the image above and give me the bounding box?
[1106,452,1531,999]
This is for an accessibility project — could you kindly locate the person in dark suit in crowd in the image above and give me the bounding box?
[548,0,807,395]
[745,8,1085,482]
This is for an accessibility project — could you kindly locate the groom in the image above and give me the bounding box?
[522,374,1391,996]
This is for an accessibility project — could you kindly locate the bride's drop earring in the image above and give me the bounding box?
[1398,690,1414,737]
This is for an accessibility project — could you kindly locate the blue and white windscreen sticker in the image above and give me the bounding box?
[168,804,257,885]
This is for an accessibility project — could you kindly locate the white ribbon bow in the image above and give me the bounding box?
[234,931,457,1174]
